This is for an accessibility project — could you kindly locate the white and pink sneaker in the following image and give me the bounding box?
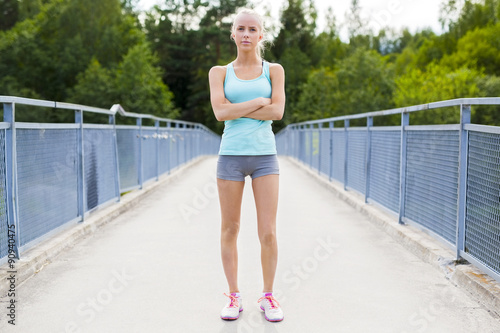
[258,293,284,322]
[220,293,243,320]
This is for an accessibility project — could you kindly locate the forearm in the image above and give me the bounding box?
[213,98,266,121]
[245,104,284,121]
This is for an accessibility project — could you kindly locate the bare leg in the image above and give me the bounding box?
[252,174,279,293]
[218,178,245,293]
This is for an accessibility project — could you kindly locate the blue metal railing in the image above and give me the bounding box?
[0,96,220,263]
[276,98,500,283]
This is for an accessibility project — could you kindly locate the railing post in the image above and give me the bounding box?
[309,124,313,169]
[184,124,188,164]
[398,111,410,224]
[195,126,198,159]
[75,109,85,221]
[292,126,296,158]
[365,116,373,203]
[296,125,300,159]
[318,123,322,175]
[4,102,21,258]
[166,122,171,174]
[155,120,160,181]
[298,125,301,162]
[109,114,121,201]
[137,118,143,189]
[456,104,471,259]
[190,125,194,161]
[176,122,181,168]
[329,121,334,182]
[297,126,301,161]
[344,119,350,191]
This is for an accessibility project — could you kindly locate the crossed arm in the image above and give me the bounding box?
[208,64,285,121]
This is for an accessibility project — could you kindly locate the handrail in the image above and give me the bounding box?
[110,104,213,131]
[292,97,500,126]
[0,96,216,133]
[0,95,114,115]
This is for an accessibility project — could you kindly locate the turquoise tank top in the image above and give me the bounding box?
[219,61,277,155]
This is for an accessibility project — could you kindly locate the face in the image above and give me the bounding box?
[232,13,263,50]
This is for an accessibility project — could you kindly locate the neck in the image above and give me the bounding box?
[234,51,261,66]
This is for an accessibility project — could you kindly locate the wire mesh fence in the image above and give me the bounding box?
[0,97,220,263]
[276,98,500,283]
[465,131,500,276]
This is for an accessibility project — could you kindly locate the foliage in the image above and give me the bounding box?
[295,48,395,124]
[68,44,178,122]
[0,0,19,31]
[294,67,338,122]
[394,64,483,124]
[0,0,175,122]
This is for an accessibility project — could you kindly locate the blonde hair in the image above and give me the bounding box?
[231,8,268,58]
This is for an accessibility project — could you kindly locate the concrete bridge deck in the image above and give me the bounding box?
[0,156,499,332]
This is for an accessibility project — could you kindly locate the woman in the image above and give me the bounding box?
[208,8,286,322]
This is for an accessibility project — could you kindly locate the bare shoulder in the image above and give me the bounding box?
[268,62,285,76]
[209,65,227,79]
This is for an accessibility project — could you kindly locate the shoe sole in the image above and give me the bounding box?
[221,308,243,320]
[260,305,283,322]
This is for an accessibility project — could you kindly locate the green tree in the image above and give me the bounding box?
[393,64,482,124]
[475,74,500,125]
[272,0,316,62]
[271,0,317,128]
[68,43,178,121]
[279,47,311,124]
[296,48,394,123]
[333,48,395,116]
[441,23,500,75]
[114,43,177,119]
[0,0,19,31]
[0,0,174,122]
[295,67,338,122]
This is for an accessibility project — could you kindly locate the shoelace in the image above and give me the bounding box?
[258,295,280,310]
[223,293,240,308]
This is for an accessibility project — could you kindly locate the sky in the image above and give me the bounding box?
[137,0,445,40]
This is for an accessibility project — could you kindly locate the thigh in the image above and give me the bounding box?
[217,178,245,224]
[252,174,279,234]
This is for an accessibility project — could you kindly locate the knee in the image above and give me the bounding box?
[221,222,240,240]
[259,231,276,246]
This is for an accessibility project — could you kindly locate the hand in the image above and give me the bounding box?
[259,97,272,107]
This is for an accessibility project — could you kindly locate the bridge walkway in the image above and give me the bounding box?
[0,157,498,332]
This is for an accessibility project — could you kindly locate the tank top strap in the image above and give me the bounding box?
[263,61,271,84]
[224,62,235,87]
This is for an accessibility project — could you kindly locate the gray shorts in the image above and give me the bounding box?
[217,155,280,181]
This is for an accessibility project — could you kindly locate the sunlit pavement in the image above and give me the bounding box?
[1,156,499,332]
